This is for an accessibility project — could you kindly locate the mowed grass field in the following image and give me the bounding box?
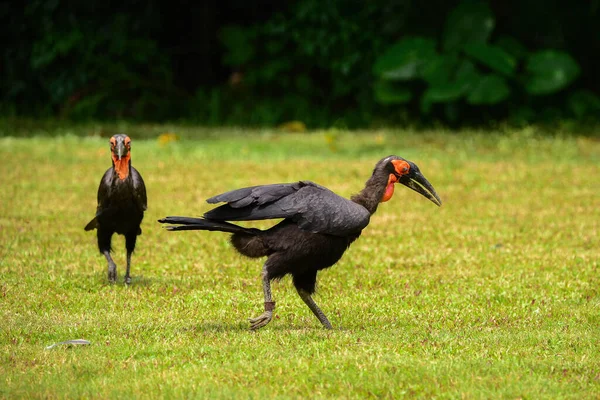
[0,126,599,398]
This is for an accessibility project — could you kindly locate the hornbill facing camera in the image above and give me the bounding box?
[85,134,147,284]
[159,156,441,329]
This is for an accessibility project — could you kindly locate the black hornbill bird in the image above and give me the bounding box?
[159,156,441,329]
[85,134,147,284]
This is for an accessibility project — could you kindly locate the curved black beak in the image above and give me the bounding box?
[115,141,127,160]
[399,171,442,206]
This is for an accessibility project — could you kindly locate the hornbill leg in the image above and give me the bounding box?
[102,250,117,283]
[98,230,116,283]
[124,232,137,285]
[124,251,132,285]
[249,263,275,330]
[296,288,333,329]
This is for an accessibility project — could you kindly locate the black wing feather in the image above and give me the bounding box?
[93,168,113,218]
[204,181,370,236]
[207,183,301,208]
[131,166,147,211]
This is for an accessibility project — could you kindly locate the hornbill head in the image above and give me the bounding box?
[379,155,442,206]
[109,134,131,161]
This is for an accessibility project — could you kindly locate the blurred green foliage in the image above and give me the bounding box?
[1,0,600,127]
[372,1,591,124]
[2,1,184,120]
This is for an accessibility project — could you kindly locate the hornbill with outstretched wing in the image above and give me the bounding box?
[159,156,440,329]
[85,134,147,284]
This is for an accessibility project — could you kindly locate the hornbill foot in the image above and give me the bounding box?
[107,265,117,283]
[321,318,333,330]
[249,301,275,330]
[248,311,272,330]
[124,275,132,285]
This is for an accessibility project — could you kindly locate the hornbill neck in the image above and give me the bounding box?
[112,155,131,180]
[350,171,388,215]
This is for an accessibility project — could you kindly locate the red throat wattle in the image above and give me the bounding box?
[112,153,131,180]
[381,173,397,202]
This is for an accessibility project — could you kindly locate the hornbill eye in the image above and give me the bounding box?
[390,159,411,176]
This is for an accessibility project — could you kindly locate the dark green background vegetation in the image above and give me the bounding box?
[2,0,600,128]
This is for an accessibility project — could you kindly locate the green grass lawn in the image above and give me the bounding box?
[1,126,599,398]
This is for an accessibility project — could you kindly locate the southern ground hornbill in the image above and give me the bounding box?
[159,156,441,329]
[85,134,147,284]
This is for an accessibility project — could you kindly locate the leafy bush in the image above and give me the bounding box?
[210,0,398,127]
[372,1,596,124]
[2,1,178,120]
[1,0,599,127]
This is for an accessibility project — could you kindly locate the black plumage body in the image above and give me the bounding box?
[92,166,146,243]
[160,156,441,329]
[230,219,359,293]
[85,134,147,284]
[165,180,369,294]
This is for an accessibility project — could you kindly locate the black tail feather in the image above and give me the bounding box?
[158,216,257,235]
[84,217,97,231]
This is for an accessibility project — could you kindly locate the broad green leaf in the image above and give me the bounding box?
[455,60,481,82]
[454,60,483,93]
[373,37,437,81]
[525,50,580,95]
[420,60,480,113]
[463,43,516,76]
[425,81,471,102]
[467,74,511,104]
[420,79,471,114]
[443,1,495,52]
[373,81,412,104]
[567,90,600,118]
[495,35,529,60]
[421,54,460,85]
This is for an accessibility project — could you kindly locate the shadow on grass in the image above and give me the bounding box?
[89,275,158,288]
[71,272,172,291]
[186,322,247,332]
[185,320,352,333]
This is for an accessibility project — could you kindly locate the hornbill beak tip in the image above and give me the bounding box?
[399,171,442,206]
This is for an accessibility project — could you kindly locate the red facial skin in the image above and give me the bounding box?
[110,136,132,180]
[381,159,410,202]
